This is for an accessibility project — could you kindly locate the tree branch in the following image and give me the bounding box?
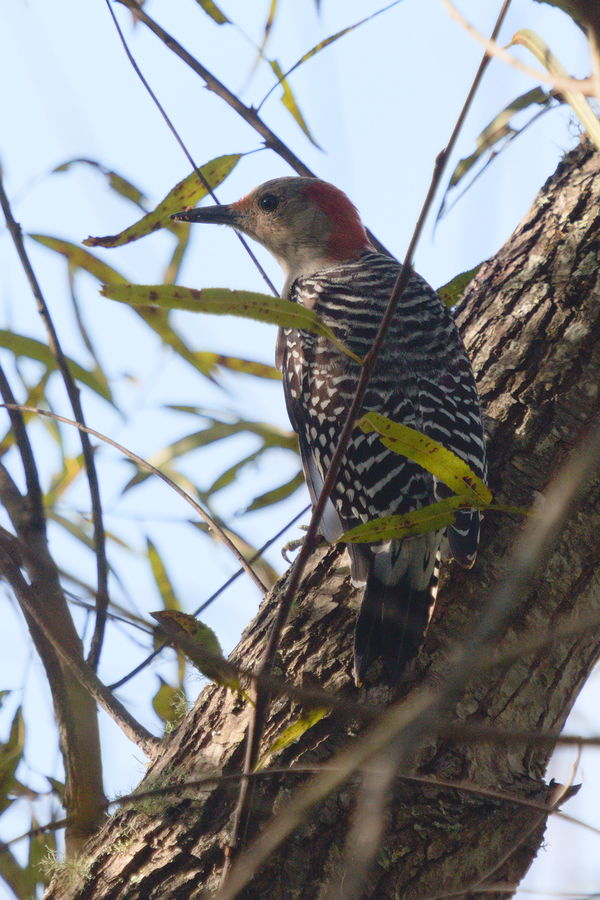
[0,173,110,671]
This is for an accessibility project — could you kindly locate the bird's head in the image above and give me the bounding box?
[172,177,373,294]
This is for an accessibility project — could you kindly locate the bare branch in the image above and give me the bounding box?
[0,543,159,756]
[0,172,110,671]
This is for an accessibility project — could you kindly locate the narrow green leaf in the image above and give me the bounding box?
[245,470,304,512]
[47,510,133,553]
[359,412,491,505]
[31,234,128,283]
[269,60,320,148]
[438,88,553,220]
[84,154,242,248]
[194,0,230,24]
[151,611,245,695]
[152,678,186,728]
[207,449,264,496]
[101,284,363,365]
[256,707,329,771]
[0,846,37,897]
[162,222,191,285]
[437,265,483,309]
[124,419,298,494]
[194,352,281,381]
[509,29,600,151]
[258,0,278,55]
[0,708,25,814]
[340,499,526,544]
[53,158,148,209]
[0,330,112,403]
[0,372,50,458]
[339,496,467,544]
[147,538,181,613]
[46,454,86,506]
[32,235,224,382]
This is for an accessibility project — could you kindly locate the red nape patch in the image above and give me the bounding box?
[304,181,373,260]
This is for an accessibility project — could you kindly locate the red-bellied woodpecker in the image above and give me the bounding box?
[172,178,486,683]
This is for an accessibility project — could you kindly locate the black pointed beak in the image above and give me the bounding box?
[170,204,240,226]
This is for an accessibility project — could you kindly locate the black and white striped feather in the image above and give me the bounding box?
[277,250,486,682]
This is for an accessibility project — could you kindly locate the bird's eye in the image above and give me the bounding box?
[259,193,280,212]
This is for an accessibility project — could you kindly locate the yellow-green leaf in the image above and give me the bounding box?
[510,29,600,151]
[0,330,112,403]
[358,413,491,505]
[194,0,230,24]
[53,158,147,209]
[100,284,363,365]
[84,154,242,248]
[256,707,328,771]
[437,87,553,220]
[162,222,191,285]
[147,538,181,613]
[269,60,320,148]
[32,235,227,382]
[31,234,128,284]
[195,352,281,380]
[437,264,483,309]
[47,510,133,553]
[46,454,86,506]
[151,610,247,696]
[0,372,50,458]
[245,470,304,512]
[339,496,468,544]
[0,708,25,814]
[152,678,186,728]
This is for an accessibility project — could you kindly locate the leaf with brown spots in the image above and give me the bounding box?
[100,283,363,364]
[358,412,491,505]
[84,154,241,248]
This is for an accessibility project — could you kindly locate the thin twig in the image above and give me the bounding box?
[0,404,268,595]
[256,0,403,113]
[221,0,514,879]
[0,364,44,524]
[0,545,158,755]
[115,0,390,256]
[5,753,598,856]
[440,0,596,97]
[104,0,278,296]
[0,173,110,671]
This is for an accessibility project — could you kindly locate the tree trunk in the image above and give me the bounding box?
[45,140,600,900]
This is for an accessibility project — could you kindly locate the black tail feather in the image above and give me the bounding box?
[353,571,432,683]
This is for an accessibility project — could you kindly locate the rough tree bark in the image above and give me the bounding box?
[45,140,600,900]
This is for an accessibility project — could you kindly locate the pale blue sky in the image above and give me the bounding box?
[0,2,595,896]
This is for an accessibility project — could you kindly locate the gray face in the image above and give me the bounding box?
[171,177,369,294]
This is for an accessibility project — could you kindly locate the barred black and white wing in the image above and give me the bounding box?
[277,251,486,682]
